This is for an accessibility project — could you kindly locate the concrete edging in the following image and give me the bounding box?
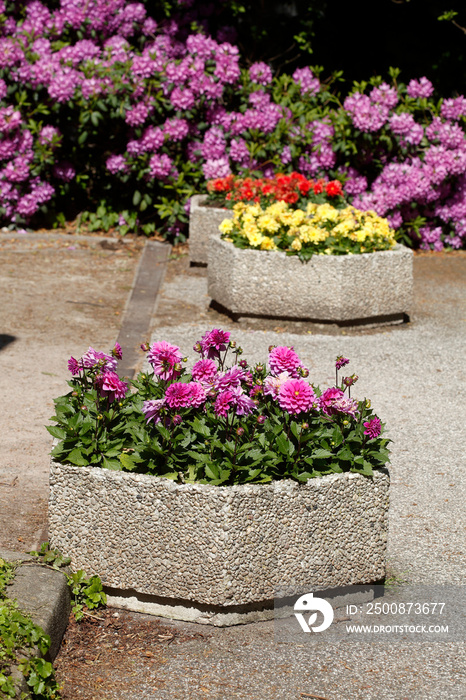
[0,549,71,695]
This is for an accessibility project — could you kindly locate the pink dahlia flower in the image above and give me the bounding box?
[278,379,316,415]
[199,328,231,359]
[147,341,182,381]
[319,387,344,415]
[263,371,291,398]
[80,347,117,372]
[192,358,217,384]
[165,382,192,409]
[186,382,207,408]
[268,346,306,378]
[331,396,359,418]
[335,356,350,371]
[214,366,245,392]
[364,417,382,439]
[215,390,235,417]
[95,371,127,403]
[142,398,166,424]
[68,356,80,375]
[230,387,256,416]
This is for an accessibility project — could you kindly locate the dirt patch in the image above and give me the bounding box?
[54,608,207,700]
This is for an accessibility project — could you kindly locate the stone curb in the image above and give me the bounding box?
[0,549,71,696]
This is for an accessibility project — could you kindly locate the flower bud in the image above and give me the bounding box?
[81,405,88,411]
[268,345,276,353]
[301,422,309,430]
[255,364,264,373]
[229,340,237,348]
[236,426,244,436]
[172,414,182,426]
[97,414,103,420]
[174,362,182,372]
[71,391,78,397]
[239,359,248,369]
[366,399,371,409]
[257,415,266,424]
[236,347,243,355]
[140,343,150,352]
[193,342,202,353]
[342,419,349,426]
[343,374,358,387]
[182,357,188,363]
[300,367,309,378]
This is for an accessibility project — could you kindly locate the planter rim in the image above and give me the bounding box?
[213,234,410,260]
[51,458,389,493]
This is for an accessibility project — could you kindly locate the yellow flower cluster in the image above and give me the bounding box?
[219,200,396,255]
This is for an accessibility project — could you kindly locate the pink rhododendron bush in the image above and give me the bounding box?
[48,330,390,485]
[1,2,465,249]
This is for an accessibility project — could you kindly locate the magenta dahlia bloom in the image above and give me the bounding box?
[214,366,245,391]
[192,358,217,384]
[186,382,207,408]
[68,356,80,375]
[165,382,192,409]
[112,342,122,359]
[364,417,382,439]
[268,346,306,378]
[147,341,182,381]
[95,372,128,403]
[335,356,350,371]
[214,390,234,417]
[80,347,117,372]
[199,328,231,359]
[142,398,166,425]
[230,386,256,416]
[319,387,344,415]
[278,379,316,415]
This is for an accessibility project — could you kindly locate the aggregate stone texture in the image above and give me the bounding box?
[207,236,413,322]
[48,463,389,610]
[188,195,233,266]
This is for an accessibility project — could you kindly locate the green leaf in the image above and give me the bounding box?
[205,464,219,480]
[67,448,88,466]
[119,453,140,471]
[132,189,141,206]
[46,425,67,440]
[312,448,333,459]
[275,433,290,455]
[102,456,121,471]
[190,417,211,438]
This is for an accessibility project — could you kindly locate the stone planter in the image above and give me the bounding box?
[49,461,389,625]
[189,194,233,266]
[208,236,413,324]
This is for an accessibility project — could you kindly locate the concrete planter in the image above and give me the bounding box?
[208,236,413,324]
[49,461,389,624]
[189,194,233,266]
